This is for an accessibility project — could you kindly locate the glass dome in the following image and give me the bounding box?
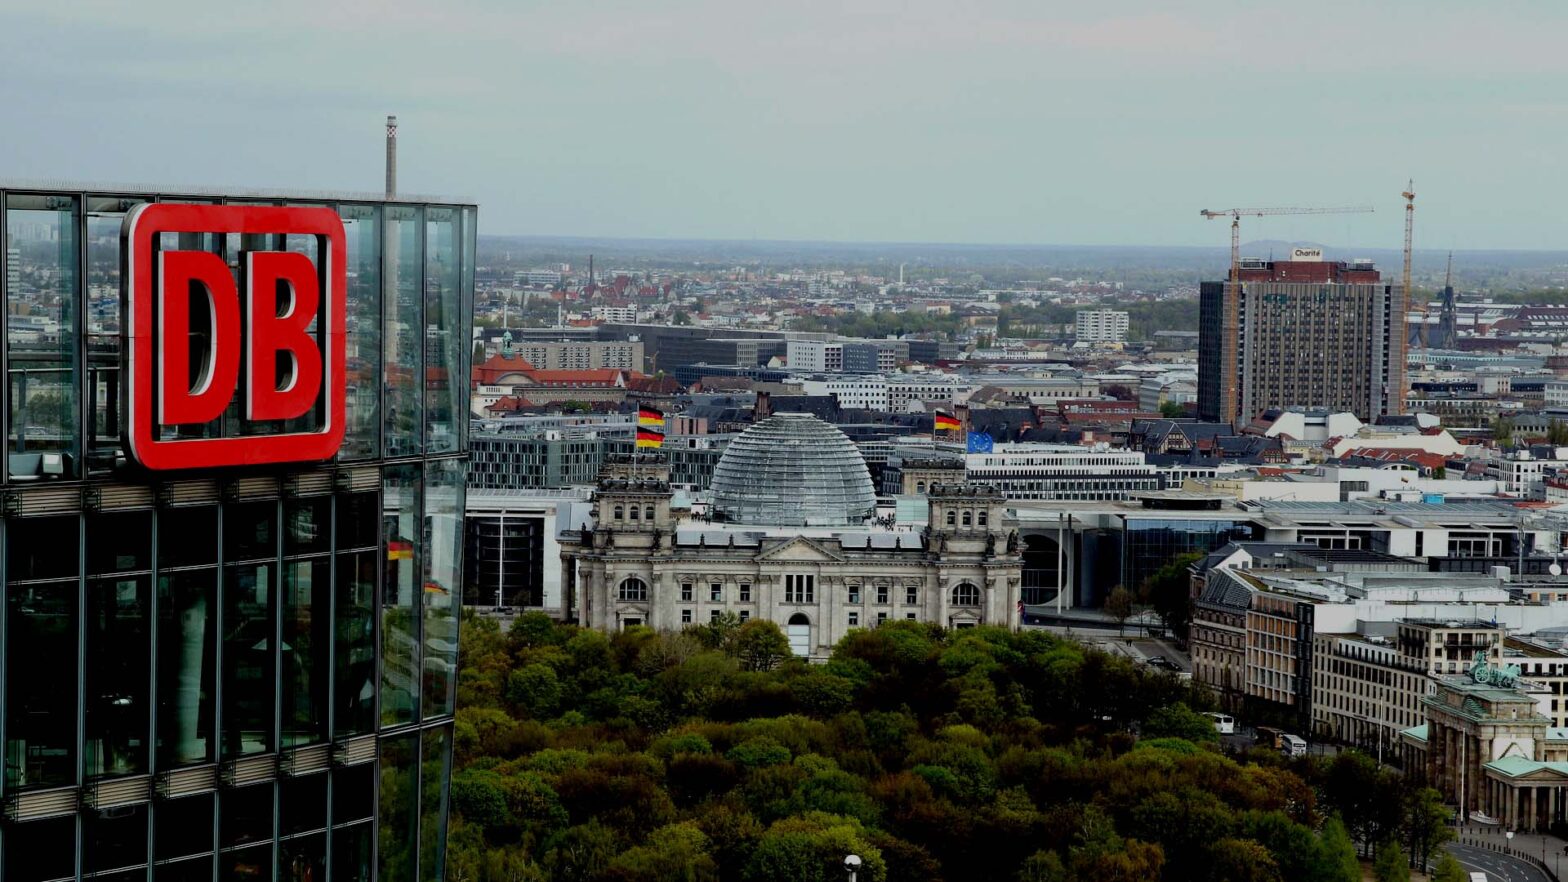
[710,413,876,526]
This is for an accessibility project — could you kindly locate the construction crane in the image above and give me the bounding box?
[1198,204,1376,425]
[1402,180,1418,346]
[1200,204,1377,284]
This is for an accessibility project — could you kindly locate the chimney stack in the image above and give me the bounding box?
[385,115,398,198]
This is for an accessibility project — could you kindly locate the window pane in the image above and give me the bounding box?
[333,821,373,882]
[337,491,378,550]
[155,856,214,882]
[220,782,273,849]
[5,578,77,789]
[422,459,463,718]
[279,831,325,882]
[85,803,148,874]
[219,844,271,882]
[284,496,330,556]
[383,207,422,457]
[222,562,275,757]
[382,464,420,727]
[281,557,329,747]
[459,206,475,453]
[90,510,153,574]
[225,501,276,563]
[157,569,216,767]
[419,726,451,881]
[280,772,327,835]
[155,793,215,861]
[377,733,419,882]
[160,506,218,569]
[424,209,459,454]
[4,815,76,882]
[340,205,381,460]
[86,196,142,473]
[6,194,80,480]
[333,763,374,825]
[86,575,151,778]
[335,550,377,738]
[9,514,79,581]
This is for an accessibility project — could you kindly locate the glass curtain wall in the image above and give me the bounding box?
[383,207,422,457]
[340,205,382,460]
[85,196,140,472]
[5,194,80,479]
[423,459,464,718]
[85,510,153,779]
[5,515,81,792]
[424,209,460,453]
[382,465,421,727]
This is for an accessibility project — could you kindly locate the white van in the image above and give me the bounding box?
[1279,733,1307,757]
[1205,712,1235,735]
[1470,872,1488,882]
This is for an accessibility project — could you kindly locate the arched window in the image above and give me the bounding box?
[916,481,926,494]
[977,510,988,526]
[645,505,655,520]
[613,505,624,520]
[629,506,639,520]
[951,582,981,606]
[946,511,956,526]
[618,577,648,601]
[961,511,972,527]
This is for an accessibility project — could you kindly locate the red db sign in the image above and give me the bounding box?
[125,204,346,469]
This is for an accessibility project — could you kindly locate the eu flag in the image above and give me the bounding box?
[966,432,994,453]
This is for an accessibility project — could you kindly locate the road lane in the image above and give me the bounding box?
[1448,842,1554,882]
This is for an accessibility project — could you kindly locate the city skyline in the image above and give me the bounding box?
[3,1,1567,249]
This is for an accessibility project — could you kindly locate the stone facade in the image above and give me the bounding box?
[559,456,1023,657]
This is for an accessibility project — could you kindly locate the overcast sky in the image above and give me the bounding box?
[1,1,1562,249]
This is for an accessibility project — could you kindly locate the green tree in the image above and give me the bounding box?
[506,664,563,717]
[1319,816,1360,882]
[1016,850,1067,882]
[1402,785,1453,870]
[1494,416,1514,446]
[1550,419,1568,446]
[603,822,719,882]
[1105,585,1134,636]
[1160,401,1187,418]
[735,619,792,671]
[1143,703,1219,744]
[1140,551,1201,638]
[1210,838,1283,882]
[1429,852,1468,882]
[742,813,887,882]
[1373,840,1408,882]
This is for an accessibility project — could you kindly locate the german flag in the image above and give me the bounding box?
[934,411,961,432]
[423,581,449,596]
[387,539,414,561]
[636,428,664,449]
[638,405,664,427]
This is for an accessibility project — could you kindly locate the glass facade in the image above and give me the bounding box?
[0,185,473,881]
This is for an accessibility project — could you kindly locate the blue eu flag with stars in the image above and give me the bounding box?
[966,432,993,453]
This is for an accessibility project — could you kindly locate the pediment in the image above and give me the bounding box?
[757,535,845,563]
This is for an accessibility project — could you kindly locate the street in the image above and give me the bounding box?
[1448,842,1555,882]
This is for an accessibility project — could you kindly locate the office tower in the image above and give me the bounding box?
[0,183,473,882]
[1198,253,1405,424]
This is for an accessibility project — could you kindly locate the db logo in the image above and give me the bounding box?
[124,204,346,469]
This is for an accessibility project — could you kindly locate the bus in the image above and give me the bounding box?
[1279,734,1308,757]
[1204,712,1235,735]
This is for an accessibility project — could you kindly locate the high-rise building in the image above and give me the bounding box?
[1198,254,1405,424]
[0,183,473,882]
[1074,308,1129,342]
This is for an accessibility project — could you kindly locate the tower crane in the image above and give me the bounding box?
[1200,204,1376,284]
[1402,180,1419,347]
[1198,204,1375,426]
